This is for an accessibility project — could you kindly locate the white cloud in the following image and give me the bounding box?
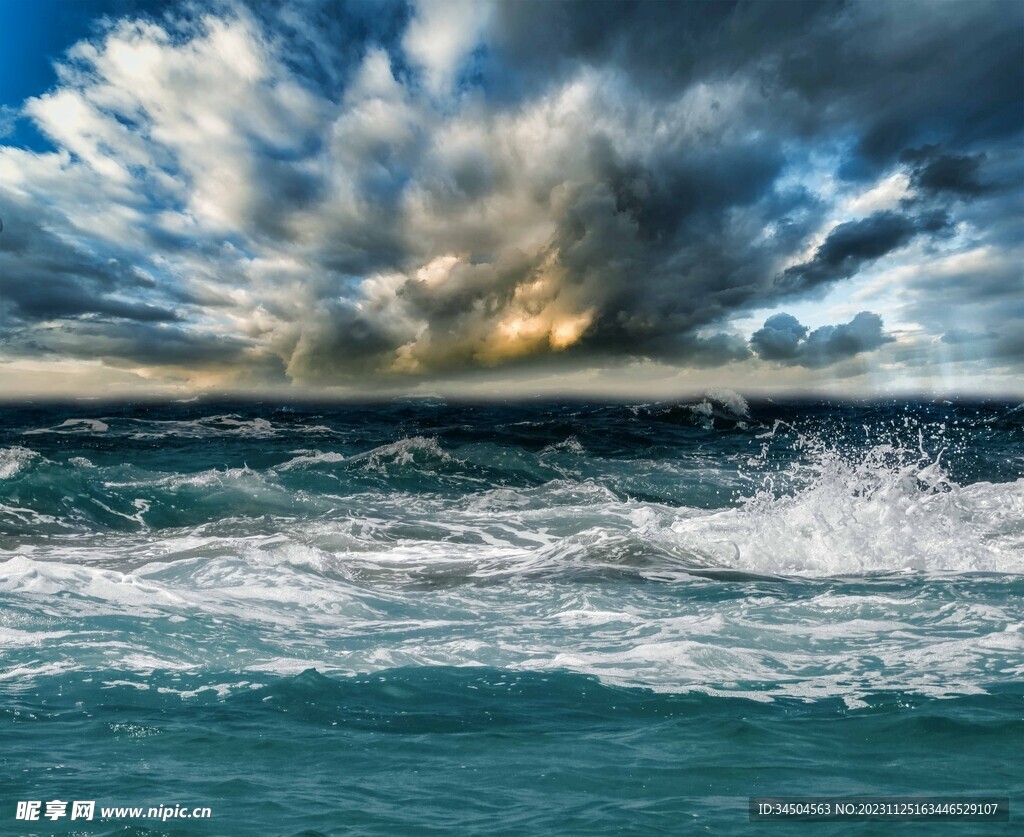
[403,0,494,97]
[842,171,912,217]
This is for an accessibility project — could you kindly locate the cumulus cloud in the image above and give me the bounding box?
[751,312,893,368]
[0,0,1020,394]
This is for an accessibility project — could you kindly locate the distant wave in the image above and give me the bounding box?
[24,418,109,435]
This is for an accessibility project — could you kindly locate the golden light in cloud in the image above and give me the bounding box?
[480,312,549,361]
[549,309,594,350]
[475,305,594,364]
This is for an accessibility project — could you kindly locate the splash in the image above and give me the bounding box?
[0,446,39,479]
[669,425,1024,575]
[703,388,750,419]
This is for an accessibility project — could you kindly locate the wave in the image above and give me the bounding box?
[540,436,585,455]
[631,389,755,430]
[23,418,109,435]
[347,436,451,470]
[17,413,340,441]
[125,414,279,439]
[703,388,750,418]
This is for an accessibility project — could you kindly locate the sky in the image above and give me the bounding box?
[0,0,1021,399]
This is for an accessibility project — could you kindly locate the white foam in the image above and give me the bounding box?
[277,451,347,471]
[704,388,750,418]
[0,556,187,612]
[24,418,109,435]
[125,415,277,440]
[156,681,260,699]
[121,414,333,440]
[0,446,37,479]
[0,627,73,647]
[667,440,1024,576]
[3,542,1020,702]
[0,502,67,527]
[541,437,586,456]
[107,464,266,492]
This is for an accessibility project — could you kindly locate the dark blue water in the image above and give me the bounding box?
[1,393,1022,833]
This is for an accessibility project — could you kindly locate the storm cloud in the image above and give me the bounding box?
[0,0,1021,395]
[775,210,950,294]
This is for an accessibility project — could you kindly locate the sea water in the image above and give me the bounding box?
[1,395,1021,834]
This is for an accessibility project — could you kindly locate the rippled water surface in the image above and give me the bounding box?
[1,395,1022,834]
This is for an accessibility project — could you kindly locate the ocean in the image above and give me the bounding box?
[1,394,1021,834]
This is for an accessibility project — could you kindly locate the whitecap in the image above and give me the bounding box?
[277,451,347,471]
[24,418,109,435]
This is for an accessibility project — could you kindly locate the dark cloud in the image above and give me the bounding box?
[751,311,893,367]
[775,210,950,295]
[486,0,1023,173]
[644,332,753,368]
[484,0,835,103]
[749,313,808,361]
[786,2,1024,178]
[11,318,279,378]
[991,330,1024,362]
[902,147,990,197]
[281,297,416,382]
[0,203,180,324]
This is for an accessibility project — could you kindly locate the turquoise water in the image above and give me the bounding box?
[1,395,1022,834]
